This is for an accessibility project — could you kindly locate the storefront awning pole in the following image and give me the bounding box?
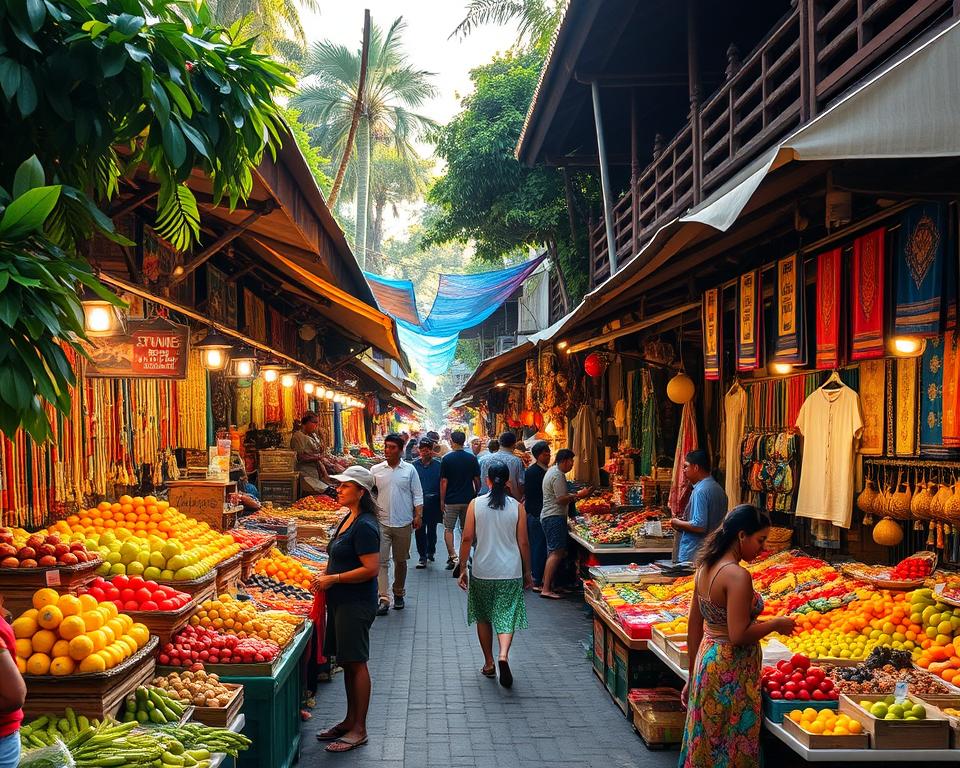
[592,80,618,276]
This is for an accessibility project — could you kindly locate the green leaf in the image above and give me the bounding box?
[8,21,41,52]
[150,79,170,122]
[0,185,61,238]
[163,79,192,117]
[174,115,210,160]
[0,58,21,101]
[13,155,44,198]
[124,42,150,63]
[161,120,186,166]
[81,20,110,37]
[17,70,37,116]
[114,13,145,37]
[24,0,46,31]
[0,290,20,327]
[100,44,127,77]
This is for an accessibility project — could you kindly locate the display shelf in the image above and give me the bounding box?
[569,530,673,555]
[583,591,647,651]
[210,713,246,768]
[648,638,688,681]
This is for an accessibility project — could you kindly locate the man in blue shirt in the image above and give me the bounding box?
[672,449,728,563]
[412,438,442,569]
[439,430,481,572]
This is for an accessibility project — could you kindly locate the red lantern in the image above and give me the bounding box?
[521,410,536,427]
[533,412,544,430]
[584,352,606,378]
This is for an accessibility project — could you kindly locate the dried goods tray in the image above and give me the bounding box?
[0,557,103,589]
[189,683,244,728]
[123,598,198,644]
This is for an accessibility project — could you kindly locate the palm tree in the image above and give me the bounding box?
[208,0,320,61]
[292,16,437,268]
[450,0,568,52]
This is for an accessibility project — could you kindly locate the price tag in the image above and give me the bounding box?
[935,583,946,595]
[645,520,663,538]
[894,680,908,704]
[45,569,61,587]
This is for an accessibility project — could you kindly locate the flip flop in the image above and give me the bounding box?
[316,725,349,742]
[481,665,496,678]
[532,586,542,593]
[325,736,368,753]
[498,660,513,688]
[539,592,563,600]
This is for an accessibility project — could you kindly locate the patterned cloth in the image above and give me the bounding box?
[851,228,886,360]
[895,203,946,337]
[466,577,528,634]
[679,584,763,768]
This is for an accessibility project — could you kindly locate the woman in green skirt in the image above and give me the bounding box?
[458,460,533,688]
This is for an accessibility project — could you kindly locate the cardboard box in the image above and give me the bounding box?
[592,616,605,679]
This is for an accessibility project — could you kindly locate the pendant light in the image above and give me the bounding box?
[196,328,233,371]
[227,346,258,379]
[667,316,695,404]
[81,293,125,337]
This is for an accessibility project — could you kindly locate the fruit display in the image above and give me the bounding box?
[290,494,341,512]
[787,707,863,736]
[844,552,936,584]
[121,685,189,724]
[160,624,280,667]
[153,669,235,708]
[227,529,274,550]
[654,616,688,636]
[10,588,150,675]
[576,494,614,515]
[83,575,192,613]
[0,528,97,568]
[761,655,839,702]
[189,595,298,646]
[253,548,317,589]
[856,695,929,720]
[891,555,934,580]
[573,509,663,545]
[243,574,314,615]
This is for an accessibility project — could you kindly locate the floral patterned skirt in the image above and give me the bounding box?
[467,577,528,634]
[679,637,761,767]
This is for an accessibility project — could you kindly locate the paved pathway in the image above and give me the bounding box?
[301,561,679,767]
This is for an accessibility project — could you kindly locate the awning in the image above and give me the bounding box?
[391,392,424,412]
[534,17,960,342]
[355,357,405,396]
[251,240,403,361]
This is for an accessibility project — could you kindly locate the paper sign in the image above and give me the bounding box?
[645,520,663,538]
[894,681,908,704]
[935,583,946,595]
[45,569,61,587]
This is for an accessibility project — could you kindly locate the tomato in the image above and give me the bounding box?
[805,676,819,690]
[819,679,834,693]
[768,691,782,700]
[128,576,145,590]
[783,682,798,693]
[791,654,810,670]
[783,691,796,700]
[811,690,825,701]
[790,672,804,683]
[112,575,129,589]
[797,690,810,701]
[141,600,159,611]
[88,586,106,602]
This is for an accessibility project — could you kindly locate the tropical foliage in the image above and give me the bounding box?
[0,0,294,440]
[292,16,436,267]
[451,0,567,53]
[207,0,319,62]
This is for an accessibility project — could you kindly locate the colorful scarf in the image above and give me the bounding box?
[244,289,266,342]
[895,357,918,456]
[669,400,698,560]
[920,337,946,454]
[896,203,946,337]
[737,269,762,371]
[815,248,842,369]
[851,228,885,360]
[773,253,805,364]
[702,288,722,380]
[944,332,960,448]
[858,359,885,456]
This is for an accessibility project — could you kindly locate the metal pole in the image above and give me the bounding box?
[591,81,618,276]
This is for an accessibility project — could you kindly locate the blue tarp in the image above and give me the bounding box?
[365,254,546,375]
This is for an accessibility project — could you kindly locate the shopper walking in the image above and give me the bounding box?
[0,606,25,768]
[469,435,484,457]
[540,449,592,599]
[413,438,442,568]
[371,434,423,615]
[672,449,728,564]
[679,504,795,767]
[522,441,550,591]
[477,439,499,485]
[403,429,420,463]
[458,461,532,688]
[493,432,525,501]
[439,430,481,572]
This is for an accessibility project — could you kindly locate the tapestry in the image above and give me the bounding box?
[244,289,266,343]
[736,269,762,371]
[851,228,885,360]
[264,379,281,425]
[895,203,946,338]
[815,248,842,369]
[920,336,945,453]
[206,265,237,329]
[702,288,721,380]
[858,359,885,456]
[772,253,805,364]
[251,377,265,430]
[944,332,960,448]
[268,307,285,353]
[895,358,918,456]
[234,380,252,427]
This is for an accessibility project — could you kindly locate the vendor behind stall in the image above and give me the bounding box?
[672,449,727,563]
[291,412,332,495]
[235,469,261,513]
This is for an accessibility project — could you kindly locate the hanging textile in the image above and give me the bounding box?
[702,288,722,380]
[895,358,918,456]
[668,401,698,519]
[944,332,960,447]
[264,379,282,424]
[851,228,885,360]
[815,248,843,369]
[736,269,762,371]
[795,383,863,529]
[920,336,945,453]
[177,350,207,450]
[243,289,266,342]
[234,380,252,427]
[773,252,805,364]
[858,359,885,456]
[251,378,265,430]
[333,403,343,454]
[638,370,660,476]
[571,404,600,486]
[723,383,746,510]
[895,203,946,338]
[281,385,295,432]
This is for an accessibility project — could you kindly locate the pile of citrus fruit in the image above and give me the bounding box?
[189,595,298,647]
[252,550,316,590]
[788,707,863,736]
[10,588,150,675]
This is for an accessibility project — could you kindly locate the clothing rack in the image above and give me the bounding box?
[863,457,960,470]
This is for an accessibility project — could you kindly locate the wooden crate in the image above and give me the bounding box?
[258,449,296,474]
[259,472,299,505]
[782,714,870,749]
[189,683,245,727]
[0,560,103,616]
[215,553,243,594]
[23,637,158,719]
[839,693,950,749]
[240,537,275,581]
[157,568,217,600]
[916,694,960,747]
[665,638,689,668]
[123,598,197,644]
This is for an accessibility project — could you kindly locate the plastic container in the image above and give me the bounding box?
[763,694,837,724]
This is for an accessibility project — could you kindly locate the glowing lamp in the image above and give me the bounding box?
[666,372,695,404]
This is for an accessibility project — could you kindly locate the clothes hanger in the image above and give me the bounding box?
[822,369,844,390]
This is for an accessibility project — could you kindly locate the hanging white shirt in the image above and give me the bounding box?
[794,385,863,528]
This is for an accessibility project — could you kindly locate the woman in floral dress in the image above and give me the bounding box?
[679,505,795,767]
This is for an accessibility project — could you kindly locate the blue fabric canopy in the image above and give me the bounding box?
[365,254,546,375]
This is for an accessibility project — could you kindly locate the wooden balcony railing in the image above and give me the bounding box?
[587,0,955,288]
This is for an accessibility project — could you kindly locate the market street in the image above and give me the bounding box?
[303,563,677,768]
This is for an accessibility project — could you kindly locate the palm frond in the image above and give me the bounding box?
[155,181,201,253]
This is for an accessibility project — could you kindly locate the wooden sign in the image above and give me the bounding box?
[167,481,232,531]
[85,318,190,379]
[259,474,298,506]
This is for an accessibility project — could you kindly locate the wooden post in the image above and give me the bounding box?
[687,0,703,204]
[630,90,640,256]
[798,0,816,120]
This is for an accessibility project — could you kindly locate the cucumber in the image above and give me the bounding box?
[149,708,167,724]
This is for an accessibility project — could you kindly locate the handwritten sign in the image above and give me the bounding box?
[85,318,189,379]
[168,483,231,531]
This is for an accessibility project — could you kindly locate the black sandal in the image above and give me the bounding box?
[498,660,513,688]
[316,725,349,742]
[481,665,496,678]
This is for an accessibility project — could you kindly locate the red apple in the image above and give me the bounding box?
[59,552,78,565]
[25,535,44,550]
[0,528,13,545]
[37,543,55,557]
[69,542,85,552]
[37,555,57,567]
[53,543,69,557]
[17,546,36,560]
[0,543,16,558]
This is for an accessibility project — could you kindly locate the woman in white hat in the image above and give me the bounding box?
[312,465,380,753]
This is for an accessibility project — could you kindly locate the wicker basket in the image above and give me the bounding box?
[258,449,296,474]
[765,526,793,553]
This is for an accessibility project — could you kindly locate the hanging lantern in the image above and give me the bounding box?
[667,372,695,404]
[521,410,536,427]
[584,352,607,378]
[227,346,258,379]
[196,328,233,371]
[82,298,124,336]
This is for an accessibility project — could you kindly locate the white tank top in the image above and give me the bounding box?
[472,494,522,580]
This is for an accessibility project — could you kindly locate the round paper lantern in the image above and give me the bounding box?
[584,352,606,378]
[667,372,695,404]
[533,412,544,430]
[520,410,536,427]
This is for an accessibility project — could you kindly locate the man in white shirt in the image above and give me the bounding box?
[371,433,423,615]
[540,449,591,600]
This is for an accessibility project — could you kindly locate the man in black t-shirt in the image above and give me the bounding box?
[523,441,550,590]
[439,430,481,571]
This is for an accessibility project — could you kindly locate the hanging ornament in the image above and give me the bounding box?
[667,314,696,404]
[520,410,536,427]
[584,352,607,378]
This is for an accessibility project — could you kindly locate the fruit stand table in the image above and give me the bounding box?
[209,713,246,768]
[569,530,673,572]
[219,620,312,768]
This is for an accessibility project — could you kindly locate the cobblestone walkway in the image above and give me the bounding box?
[301,561,678,767]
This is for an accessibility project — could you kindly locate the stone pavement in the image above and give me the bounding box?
[301,560,679,767]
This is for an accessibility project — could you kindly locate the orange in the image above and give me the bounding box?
[132,496,144,507]
[37,605,63,631]
[119,494,133,505]
[50,656,76,676]
[32,588,60,611]
[118,636,138,656]
[79,654,106,673]
[78,594,99,613]
[14,638,33,658]
[58,615,86,641]
[68,635,94,661]
[81,611,104,632]
[87,629,107,652]
[97,501,111,512]
[15,657,26,674]
[128,623,149,647]
[26,652,51,675]
[31,629,57,654]
[57,594,82,617]
[51,639,70,658]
